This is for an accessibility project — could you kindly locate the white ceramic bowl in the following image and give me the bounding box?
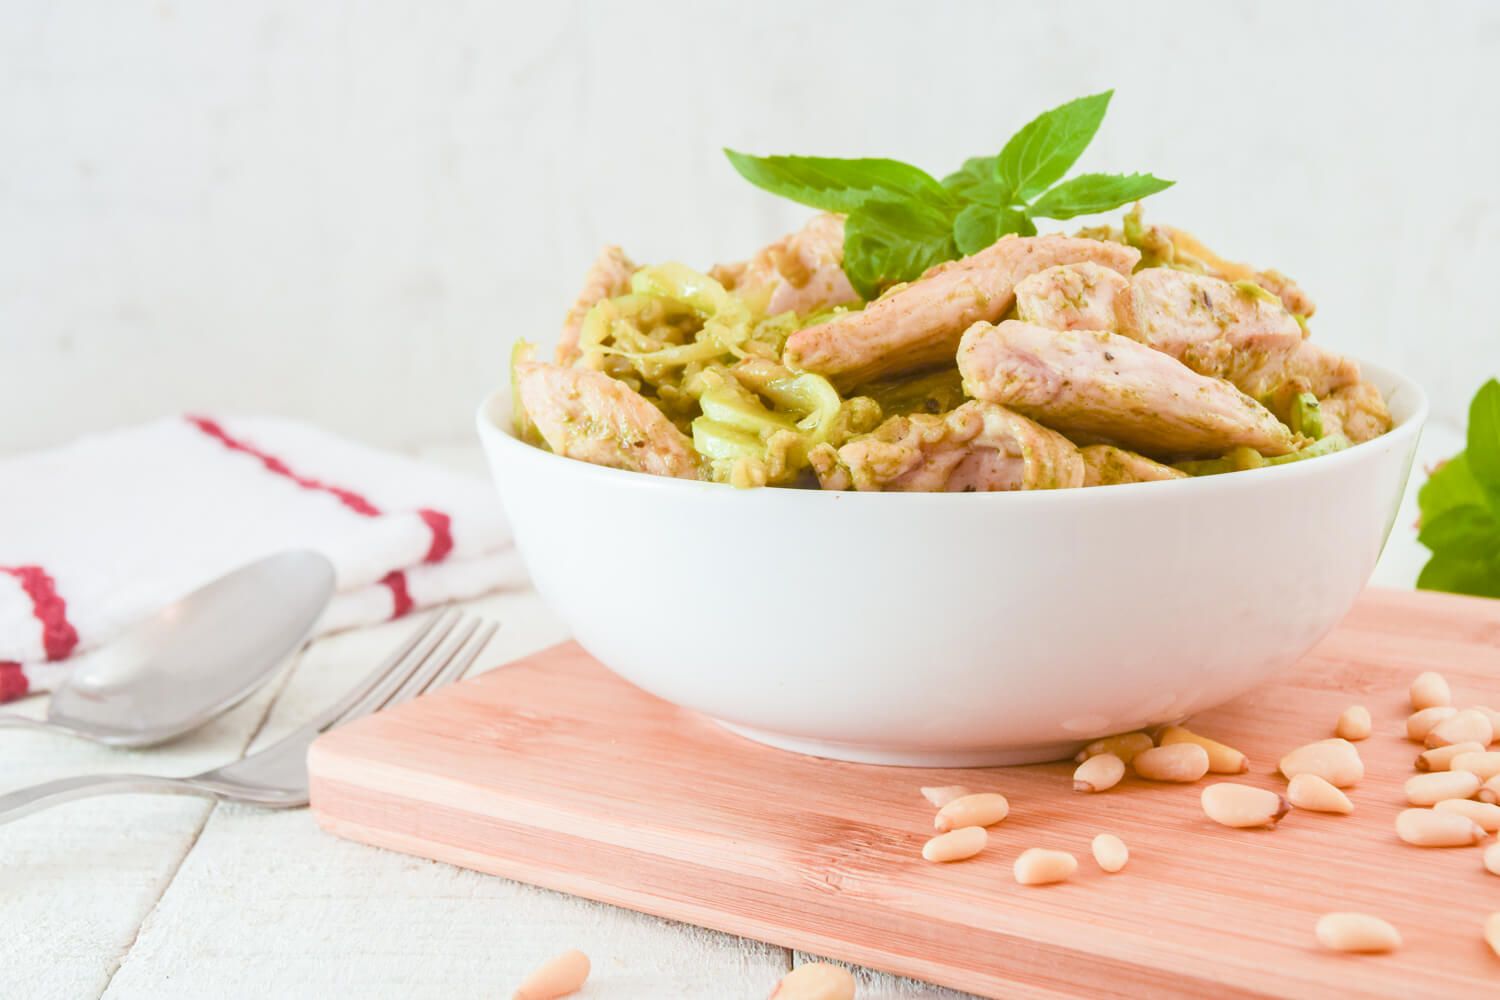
[477,361,1426,766]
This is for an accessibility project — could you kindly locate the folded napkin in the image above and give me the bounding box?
[0,415,526,702]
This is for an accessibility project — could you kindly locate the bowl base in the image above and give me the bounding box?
[714,720,1082,768]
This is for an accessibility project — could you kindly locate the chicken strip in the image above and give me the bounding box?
[957,320,1297,457]
[785,235,1141,388]
[1080,444,1188,486]
[516,361,699,479]
[810,400,1083,492]
[1319,381,1393,444]
[557,246,637,365]
[726,213,860,318]
[1015,262,1129,331]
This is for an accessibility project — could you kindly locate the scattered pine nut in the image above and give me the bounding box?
[1132,743,1210,783]
[1416,741,1486,772]
[1091,833,1128,873]
[1487,912,1500,959]
[1013,848,1077,886]
[1395,807,1487,847]
[1409,671,1451,711]
[1073,753,1125,793]
[1485,843,1500,877]
[1315,912,1402,954]
[1407,706,1458,742]
[1471,705,1500,739]
[920,785,972,808]
[1158,726,1248,774]
[1335,705,1372,741]
[934,793,1009,832]
[1201,783,1290,828]
[1451,751,1500,780]
[1278,739,1364,788]
[922,826,987,863]
[1480,775,1500,805]
[769,962,856,1000]
[1404,770,1482,806]
[1435,798,1500,833]
[1286,773,1354,814]
[512,949,590,1000]
[1425,708,1495,749]
[1074,731,1154,765]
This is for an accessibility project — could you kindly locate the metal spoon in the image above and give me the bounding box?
[0,550,334,747]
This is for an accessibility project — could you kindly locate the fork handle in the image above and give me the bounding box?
[0,713,58,736]
[0,773,212,825]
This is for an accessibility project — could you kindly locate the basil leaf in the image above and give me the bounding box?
[1029,172,1175,220]
[724,150,953,214]
[953,204,1035,256]
[1465,379,1500,498]
[1417,549,1500,599]
[996,91,1113,202]
[1418,505,1500,552]
[842,194,958,299]
[941,156,998,198]
[1418,452,1491,527]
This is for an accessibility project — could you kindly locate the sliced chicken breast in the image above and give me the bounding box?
[1319,381,1393,444]
[785,235,1141,388]
[1081,444,1189,486]
[1015,262,1129,331]
[729,213,859,318]
[557,246,637,365]
[516,361,699,479]
[957,320,1297,457]
[810,400,1083,492]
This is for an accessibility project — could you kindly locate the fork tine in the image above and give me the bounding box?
[374,617,494,716]
[322,611,462,730]
[423,621,497,692]
[297,609,456,736]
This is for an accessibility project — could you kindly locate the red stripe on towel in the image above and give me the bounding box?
[381,571,414,618]
[0,661,28,700]
[1,565,79,661]
[185,416,454,569]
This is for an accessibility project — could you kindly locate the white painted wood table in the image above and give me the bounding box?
[0,429,1459,1000]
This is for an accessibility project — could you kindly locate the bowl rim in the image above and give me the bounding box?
[477,355,1428,503]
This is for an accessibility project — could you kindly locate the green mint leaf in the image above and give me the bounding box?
[1418,505,1500,553]
[723,149,952,215]
[1418,452,1491,526]
[941,157,998,199]
[1465,378,1500,497]
[842,193,958,299]
[996,90,1113,202]
[1029,172,1175,220]
[1417,549,1500,598]
[953,204,1035,256]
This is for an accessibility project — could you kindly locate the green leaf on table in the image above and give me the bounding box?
[1464,378,1500,497]
[1030,172,1176,220]
[723,150,953,214]
[1417,505,1500,553]
[842,193,959,299]
[1416,549,1500,599]
[953,204,1035,256]
[1418,452,1490,526]
[996,90,1114,202]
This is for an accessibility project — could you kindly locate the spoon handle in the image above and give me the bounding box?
[0,773,210,825]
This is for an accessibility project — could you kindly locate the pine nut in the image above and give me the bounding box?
[1416,741,1485,772]
[1132,743,1210,783]
[933,793,1009,831]
[1200,782,1290,828]
[1075,731,1154,765]
[1395,807,1487,846]
[1472,705,1500,739]
[1486,912,1500,958]
[1315,912,1401,953]
[1012,848,1077,885]
[1091,833,1128,873]
[1073,753,1125,793]
[922,826,987,862]
[1435,798,1500,833]
[1286,773,1354,814]
[769,963,856,1000]
[1481,775,1500,805]
[1425,708,1495,749]
[920,785,972,808]
[1485,842,1500,876]
[1335,705,1372,741]
[1451,751,1500,780]
[1407,706,1458,742]
[1409,671,1451,711]
[1159,726,1248,774]
[1278,739,1364,788]
[1404,770,1482,806]
[512,949,590,1000]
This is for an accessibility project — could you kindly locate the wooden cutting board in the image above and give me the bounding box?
[308,588,1500,999]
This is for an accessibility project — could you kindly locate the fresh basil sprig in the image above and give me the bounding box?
[725,90,1173,298]
[1417,379,1500,598]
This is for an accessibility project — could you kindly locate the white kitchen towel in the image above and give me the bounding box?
[0,414,526,701]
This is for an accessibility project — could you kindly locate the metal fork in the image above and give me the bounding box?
[0,610,496,825]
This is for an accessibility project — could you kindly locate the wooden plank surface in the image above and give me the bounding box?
[309,587,1500,999]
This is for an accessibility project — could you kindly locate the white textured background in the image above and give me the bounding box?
[3,0,1498,453]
